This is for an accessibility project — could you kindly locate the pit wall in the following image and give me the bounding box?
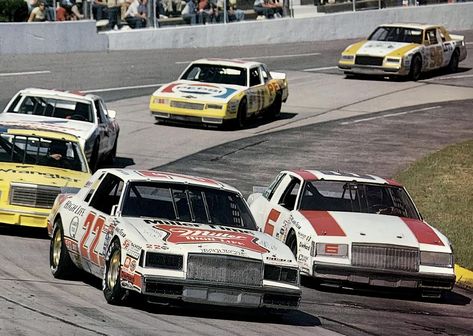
[0,3,472,55]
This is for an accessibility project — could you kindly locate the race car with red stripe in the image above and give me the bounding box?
[48,168,301,309]
[247,170,455,298]
[149,58,288,129]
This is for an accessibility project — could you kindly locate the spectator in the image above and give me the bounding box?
[56,2,67,20]
[61,0,84,20]
[181,0,197,24]
[197,0,216,24]
[28,1,46,21]
[163,0,183,16]
[269,0,283,17]
[253,0,274,19]
[93,0,107,20]
[216,0,244,22]
[124,0,147,28]
[106,0,122,29]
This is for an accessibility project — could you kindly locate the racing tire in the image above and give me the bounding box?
[409,55,422,81]
[105,137,118,165]
[265,93,282,120]
[234,99,248,129]
[50,219,77,279]
[103,239,128,305]
[89,141,100,172]
[447,50,460,74]
[286,230,298,258]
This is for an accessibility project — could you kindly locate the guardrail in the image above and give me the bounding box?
[0,3,472,54]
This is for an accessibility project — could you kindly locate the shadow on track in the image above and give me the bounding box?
[0,224,49,240]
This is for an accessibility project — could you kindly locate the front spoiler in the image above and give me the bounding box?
[313,262,455,290]
[142,276,301,309]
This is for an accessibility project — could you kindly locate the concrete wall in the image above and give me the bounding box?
[0,3,472,55]
[0,20,107,55]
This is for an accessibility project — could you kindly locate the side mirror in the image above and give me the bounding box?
[107,109,117,119]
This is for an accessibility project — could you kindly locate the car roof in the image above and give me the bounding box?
[16,88,99,102]
[191,58,263,69]
[379,23,442,30]
[99,169,241,193]
[0,122,80,142]
[288,169,402,186]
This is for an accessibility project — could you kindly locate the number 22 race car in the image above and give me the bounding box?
[48,169,301,309]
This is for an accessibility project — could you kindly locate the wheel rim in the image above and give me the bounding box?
[52,229,62,269]
[107,250,121,290]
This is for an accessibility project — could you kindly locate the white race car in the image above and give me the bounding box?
[247,169,455,298]
[48,169,301,309]
[2,88,120,170]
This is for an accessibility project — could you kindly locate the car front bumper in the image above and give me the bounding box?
[338,64,410,77]
[0,207,49,228]
[141,276,301,309]
[313,262,455,291]
[151,111,226,125]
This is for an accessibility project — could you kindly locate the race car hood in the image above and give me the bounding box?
[120,217,297,265]
[0,113,95,145]
[356,41,419,57]
[0,162,90,187]
[153,81,243,102]
[299,211,448,249]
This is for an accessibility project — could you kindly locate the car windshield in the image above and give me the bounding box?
[368,26,423,44]
[122,182,257,230]
[180,64,247,86]
[299,181,420,219]
[5,94,93,123]
[0,132,88,172]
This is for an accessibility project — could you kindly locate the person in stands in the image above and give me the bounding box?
[124,0,148,28]
[181,0,197,24]
[28,1,47,21]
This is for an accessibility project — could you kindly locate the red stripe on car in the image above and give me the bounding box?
[384,178,403,187]
[401,217,444,246]
[300,210,346,236]
[293,170,318,181]
[161,83,178,92]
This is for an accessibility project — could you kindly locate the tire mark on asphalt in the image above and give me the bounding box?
[317,315,382,336]
[209,140,268,162]
[0,295,109,336]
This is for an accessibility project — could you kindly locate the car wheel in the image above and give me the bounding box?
[265,93,282,120]
[105,138,118,165]
[286,231,298,258]
[103,239,127,305]
[447,50,460,73]
[89,141,100,172]
[235,98,248,129]
[50,219,77,279]
[409,55,422,81]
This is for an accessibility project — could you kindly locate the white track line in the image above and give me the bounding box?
[0,70,50,77]
[83,83,164,93]
[340,106,442,125]
[424,74,473,81]
[175,53,321,64]
[303,66,339,72]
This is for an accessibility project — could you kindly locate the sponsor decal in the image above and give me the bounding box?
[69,216,79,238]
[200,248,246,256]
[155,224,269,253]
[164,83,237,99]
[299,242,311,251]
[401,218,444,246]
[266,255,292,263]
[63,201,86,217]
[264,209,280,236]
[290,215,302,230]
[298,254,309,263]
[145,243,170,250]
[122,239,142,259]
[0,169,81,182]
[120,270,142,290]
[297,231,311,242]
[137,170,222,186]
[1,120,83,133]
[64,237,79,253]
[300,211,346,237]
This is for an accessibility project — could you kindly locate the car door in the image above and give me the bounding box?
[260,65,277,109]
[424,28,444,70]
[439,27,455,67]
[246,67,267,115]
[93,99,112,156]
[260,173,303,244]
[75,172,124,277]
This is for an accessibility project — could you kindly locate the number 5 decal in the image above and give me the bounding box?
[80,212,106,266]
[264,209,281,236]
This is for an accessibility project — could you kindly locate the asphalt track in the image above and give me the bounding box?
[0,31,472,336]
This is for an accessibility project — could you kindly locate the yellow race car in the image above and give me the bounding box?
[338,23,467,80]
[149,58,289,129]
[0,122,90,228]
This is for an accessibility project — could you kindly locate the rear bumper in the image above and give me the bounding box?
[313,262,455,290]
[0,207,49,228]
[142,276,301,309]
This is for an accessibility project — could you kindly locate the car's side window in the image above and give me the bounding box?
[425,29,438,45]
[278,177,301,210]
[263,173,285,201]
[249,68,261,87]
[89,173,124,215]
[260,66,270,83]
[94,100,105,124]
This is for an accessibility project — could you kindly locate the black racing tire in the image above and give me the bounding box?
[50,219,77,279]
[409,54,422,81]
[265,93,282,120]
[235,98,248,129]
[286,230,298,258]
[103,239,128,305]
[105,137,118,165]
[89,141,100,172]
[447,50,460,74]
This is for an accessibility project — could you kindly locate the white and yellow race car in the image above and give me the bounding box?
[338,23,467,80]
[149,58,288,129]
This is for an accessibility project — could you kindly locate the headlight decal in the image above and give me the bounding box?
[145,252,183,270]
[316,243,348,258]
[264,264,299,284]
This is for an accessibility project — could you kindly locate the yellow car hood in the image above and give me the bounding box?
[0,162,89,187]
[355,41,419,57]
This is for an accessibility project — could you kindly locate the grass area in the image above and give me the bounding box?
[394,139,473,271]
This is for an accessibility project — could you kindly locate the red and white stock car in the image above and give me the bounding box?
[247,169,455,298]
[48,169,301,309]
